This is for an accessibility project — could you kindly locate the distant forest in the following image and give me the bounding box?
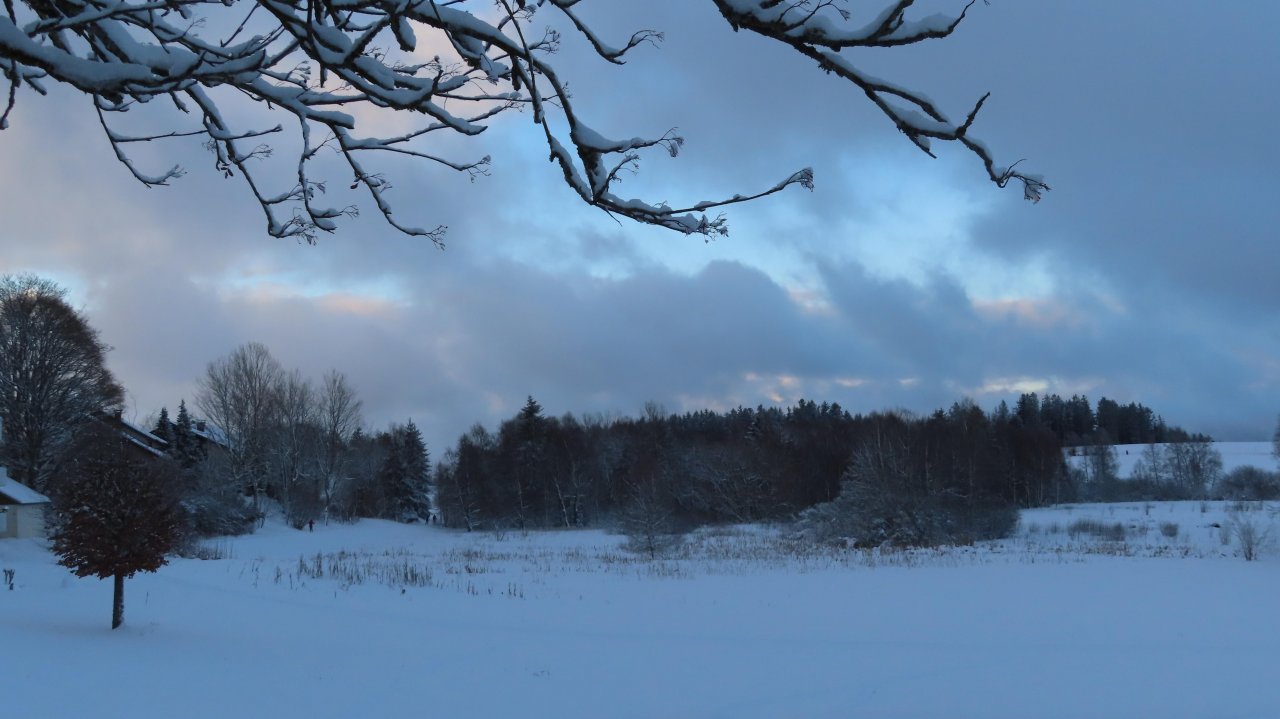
[1018,393,1201,447]
[434,393,1196,538]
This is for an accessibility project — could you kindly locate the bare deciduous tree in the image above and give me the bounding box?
[1272,415,1279,465]
[1164,439,1222,500]
[316,369,362,515]
[195,341,283,503]
[0,0,1045,244]
[0,274,123,490]
[268,368,317,521]
[622,473,681,560]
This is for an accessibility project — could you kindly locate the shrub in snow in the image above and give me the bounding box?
[797,446,1018,549]
[182,491,258,539]
[1067,519,1127,542]
[1226,509,1272,561]
[1213,467,1280,502]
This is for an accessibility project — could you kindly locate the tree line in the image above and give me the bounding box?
[1008,392,1198,447]
[435,397,1072,544]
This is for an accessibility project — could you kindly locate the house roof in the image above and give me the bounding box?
[119,417,169,448]
[124,434,167,459]
[0,468,50,505]
[190,420,229,448]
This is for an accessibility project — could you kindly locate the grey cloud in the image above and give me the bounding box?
[2,0,1277,450]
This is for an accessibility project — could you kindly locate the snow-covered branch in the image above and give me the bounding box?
[0,0,1045,244]
[713,0,1048,201]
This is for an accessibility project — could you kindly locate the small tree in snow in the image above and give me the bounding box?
[1226,507,1272,562]
[49,425,183,629]
[621,474,682,559]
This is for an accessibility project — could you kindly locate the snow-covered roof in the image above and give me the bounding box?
[0,469,50,505]
[125,435,167,459]
[191,420,229,447]
[120,417,169,447]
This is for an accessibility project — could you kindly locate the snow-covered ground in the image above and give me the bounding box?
[1067,441,1274,479]
[3,502,1279,718]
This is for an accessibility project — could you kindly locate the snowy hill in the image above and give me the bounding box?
[1067,441,1274,479]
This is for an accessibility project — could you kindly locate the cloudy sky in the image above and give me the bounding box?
[2,0,1277,451]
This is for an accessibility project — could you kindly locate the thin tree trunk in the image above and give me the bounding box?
[111,572,124,629]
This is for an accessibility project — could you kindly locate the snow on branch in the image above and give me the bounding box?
[714,0,1048,202]
[0,0,1044,244]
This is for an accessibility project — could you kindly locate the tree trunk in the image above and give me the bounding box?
[111,572,125,629]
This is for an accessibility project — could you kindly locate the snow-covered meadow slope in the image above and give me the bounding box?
[1067,441,1273,478]
[3,503,1280,719]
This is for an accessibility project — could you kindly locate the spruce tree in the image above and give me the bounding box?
[379,422,431,523]
[173,400,205,469]
[152,406,173,446]
[399,420,432,523]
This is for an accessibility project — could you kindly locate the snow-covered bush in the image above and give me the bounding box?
[1226,508,1272,561]
[796,449,1017,549]
[182,492,259,538]
[1213,467,1280,501]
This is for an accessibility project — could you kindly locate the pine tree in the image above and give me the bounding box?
[398,420,431,523]
[378,422,431,523]
[173,399,205,469]
[49,425,183,629]
[152,406,173,446]
[519,395,543,424]
[511,396,545,528]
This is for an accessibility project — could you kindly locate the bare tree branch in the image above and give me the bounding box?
[0,0,1045,244]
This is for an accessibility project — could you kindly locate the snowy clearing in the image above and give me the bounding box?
[1066,441,1272,479]
[3,501,1279,718]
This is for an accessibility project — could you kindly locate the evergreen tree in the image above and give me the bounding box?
[1015,392,1041,427]
[509,396,546,528]
[397,420,432,522]
[152,406,173,446]
[519,395,544,424]
[378,422,431,523]
[173,399,205,470]
[1094,398,1121,443]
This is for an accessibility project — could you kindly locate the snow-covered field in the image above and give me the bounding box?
[1067,441,1273,478]
[4,502,1279,718]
